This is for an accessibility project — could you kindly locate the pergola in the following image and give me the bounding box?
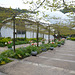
[2,13,75,52]
[2,14,55,52]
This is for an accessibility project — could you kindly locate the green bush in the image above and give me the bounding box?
[15,41,29,45]
[0,43,5,47]
[12,38,25,42]
[0,37,4,40]
[57,41,61,44]
[71,38,75,41]
[42,44,50,50]
[25,46,32,54]
[29,38,37,42]
[67,37,75,41]
[1,47,31,59]
[67,37,71,40]
[1,45,42,59]
[0,55,12,65]
[53,43,58,47]
[1,38,11,43]
[0,38,12,47]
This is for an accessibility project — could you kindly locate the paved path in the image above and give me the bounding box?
[0,44,30,53]
[0,40,75,75]
[0,42,43,53]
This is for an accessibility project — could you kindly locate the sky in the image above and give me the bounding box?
[0,0,74,24]
[0,0,30,9]
[0,0,74,9]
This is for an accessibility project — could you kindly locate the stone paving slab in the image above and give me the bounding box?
[0,40,75,75]
[0,72,7,75]
[37,52,75,61]
[0,60,73,75]
[23,54,75,71]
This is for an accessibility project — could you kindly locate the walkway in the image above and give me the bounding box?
[0,40,75,75]
[0,44,30,53]
[0,42,42,53]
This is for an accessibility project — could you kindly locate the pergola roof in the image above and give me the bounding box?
[2,14,54,35]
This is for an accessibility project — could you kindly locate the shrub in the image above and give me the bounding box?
[67,37,71,40]
[57,41,61,44]
[0,43,5,47]
[0,55,12,65]
[1,47,31,59]
[7,41,12,48]
[54,43,58,47]
[1,38,11,43]
[25,46,32,54]
[30,45,38,51]
[0,38,12,47]
[15,41,29,45]
[42,44,50,50]
[12,38,25,42]
[39,44,47,52]
[71,38,75,41]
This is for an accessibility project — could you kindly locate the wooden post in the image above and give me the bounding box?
[58,31,60,40]
[43,33,44,39]
[25,25,26,40]
[25,30,26,40]
[15,30,17,38]
[48,26,50,43]
[54,30,55,42]
[13,15,15,52]
[37,23,39,47]
[33,30,34,38]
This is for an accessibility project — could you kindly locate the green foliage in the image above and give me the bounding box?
[60,7,75,14]
[0,38,11,43]
[15,41,29,45]
[0,43,5,47]
[50,43,54,47]
[0,38,62,60]
[27,38,43,43]
[0,55,12,65]
[1,45,42,59]
[25,46,32,54]
[0,37,43,47]
[53,43,58,47]
[67,37,75,41]
[67,37,71,40]
[61,40,65,43]
[42,44,50,50]
[71,37,75,41]
[39,44,45,49]
[49,42,58,47]
[0,7,34,22]
[29,38,37,42]
[0,37,12,47]
[1,48,31,59]
[7,43,12,48]
[57,41,61,44]
[31,45,38,51]
[12,38,25,41]
[0,37,29,47]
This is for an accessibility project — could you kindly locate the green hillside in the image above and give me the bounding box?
[0,7,36,23]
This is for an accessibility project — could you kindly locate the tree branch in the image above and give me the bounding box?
[33,0,45,11]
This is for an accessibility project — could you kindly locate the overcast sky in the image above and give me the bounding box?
[0,0,73,24]
[0,0,29,9]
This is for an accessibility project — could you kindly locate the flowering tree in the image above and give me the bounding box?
[22,0,75,12]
